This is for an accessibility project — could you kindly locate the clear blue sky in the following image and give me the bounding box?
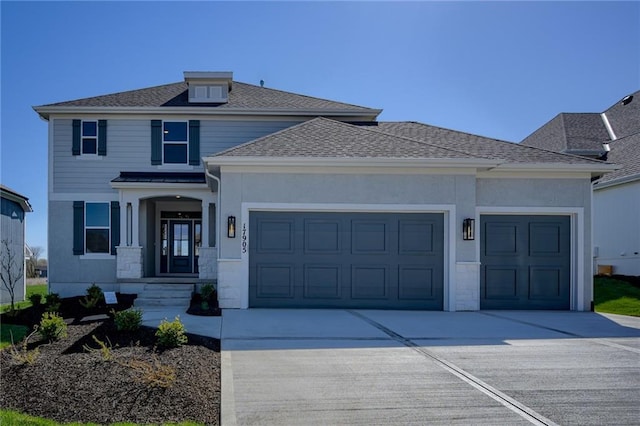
[1,1,639,258]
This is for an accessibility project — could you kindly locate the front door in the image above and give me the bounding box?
[170,221,192,274]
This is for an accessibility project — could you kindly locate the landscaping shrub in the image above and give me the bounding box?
[45,293,61,312]
[10,329,40,365]
[28,293,42,306]
[113,308,143,332]
[79,283,104,309]
[155,316,187,348]
[200,283,216,301]
[38,312,67,341]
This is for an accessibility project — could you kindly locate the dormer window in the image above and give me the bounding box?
[184,71,232,104]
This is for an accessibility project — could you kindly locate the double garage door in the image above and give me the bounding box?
[249,212,444,309]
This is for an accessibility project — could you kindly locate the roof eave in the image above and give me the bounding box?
[492,162,620,177]
[33,106,382,121]
[0,188,33,212]
[594,172,640,190]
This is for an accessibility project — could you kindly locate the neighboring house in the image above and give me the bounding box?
[1,185,33,305]
[522,90,640,276]
[34,72,615,311]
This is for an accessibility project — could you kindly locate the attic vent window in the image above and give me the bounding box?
[189,84,228,103]
[621,95,633,106]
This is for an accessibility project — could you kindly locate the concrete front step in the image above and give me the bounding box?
[134,283,195,308]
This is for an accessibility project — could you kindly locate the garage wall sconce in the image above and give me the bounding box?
[227,216,236,238]
[463,218,475,241]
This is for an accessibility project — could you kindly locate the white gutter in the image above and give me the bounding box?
[594,172,640,190]
[33,106,383,121]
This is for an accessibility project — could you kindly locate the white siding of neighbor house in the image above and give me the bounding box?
[51,118,300,193]
[593,181,640,276]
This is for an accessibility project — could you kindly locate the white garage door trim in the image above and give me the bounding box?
[237,203,457,310]
[476,206,585,311]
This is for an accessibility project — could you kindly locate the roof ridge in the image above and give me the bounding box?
[358,121,493,160]
[379,120,609,164]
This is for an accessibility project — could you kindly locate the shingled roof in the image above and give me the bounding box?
[34,81,380,119]
[595,132,640,186]
[210,117,609,168]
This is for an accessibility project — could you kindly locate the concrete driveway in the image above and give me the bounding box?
[221,310,640,425]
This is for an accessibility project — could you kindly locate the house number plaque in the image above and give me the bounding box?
[241,223,247,254]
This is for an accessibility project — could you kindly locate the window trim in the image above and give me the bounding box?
[162,120,189,165]
[84,202,111,254]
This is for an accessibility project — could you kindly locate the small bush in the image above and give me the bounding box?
[9,328,40,365]
[28,293,42,306]
[45,293,61,312]
[38,312,67,342]
[83,335,114,361]
[113,308,143,332]
[79,283,104,309]
[155,316,187,348]
[200,283,216,302]
[128,358,177,388]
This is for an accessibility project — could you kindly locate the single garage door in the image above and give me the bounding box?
[481,215,570,310]
[249,211,444,309]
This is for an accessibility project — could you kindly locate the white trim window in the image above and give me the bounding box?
[81,120,98,155]
[163,121,189,164]
[85,202,110,253]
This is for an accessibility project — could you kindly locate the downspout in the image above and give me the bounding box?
[204,167,221,251]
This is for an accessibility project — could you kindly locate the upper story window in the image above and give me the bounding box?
[163,121,189,164]
[82,121,98,154]
[72,119,107,157]
[85,202,110,253]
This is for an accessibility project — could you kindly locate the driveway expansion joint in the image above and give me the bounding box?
[347,310,560,426]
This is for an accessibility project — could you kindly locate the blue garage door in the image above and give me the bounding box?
[481,215,571,310]
[249,212,444,309]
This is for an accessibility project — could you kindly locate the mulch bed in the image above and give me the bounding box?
[0,296,221,425]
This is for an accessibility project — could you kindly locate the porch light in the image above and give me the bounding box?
[227,216,236,238]
[463,218,475,241]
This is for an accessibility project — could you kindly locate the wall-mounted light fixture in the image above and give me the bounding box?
[463,218,475,241]
[227,216,236,238]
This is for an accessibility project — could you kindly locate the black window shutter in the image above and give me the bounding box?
[151,120,162,165]
[98,120,107,156]
[72,120,81,156]
[110,201,120,255]
[189,120,200,166]
[73,201,84,255]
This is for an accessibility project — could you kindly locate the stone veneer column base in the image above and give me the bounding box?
[198,247,218,280]
[116,246,143,279]
[455,262,481,311]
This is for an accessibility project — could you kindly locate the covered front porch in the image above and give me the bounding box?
[110,172,218,282]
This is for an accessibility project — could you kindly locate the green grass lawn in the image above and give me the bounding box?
[0,284,48,314]
[0,324,29,350]
[594,276,640,317]
[0,409,203,426]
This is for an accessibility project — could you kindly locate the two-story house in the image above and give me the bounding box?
[34,71,615,311]
[522,90,639,276]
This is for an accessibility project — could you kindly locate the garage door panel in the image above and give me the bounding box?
[351,265,388,299]
[256,264,294,298]
[481,215,570,310]
[399,220,434,254]
[304,265,342,299]
[304,220,341,254]
[398,266,434,300]
[484,267,518,299]
[529,266,563,299]
[256,219,295,253]
[351,221,388,254]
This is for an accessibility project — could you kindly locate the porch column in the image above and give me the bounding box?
[131,199,140,247]
[201,200,209,247]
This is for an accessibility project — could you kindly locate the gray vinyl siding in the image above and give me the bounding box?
[48,200,116,285]
[0,198,26,304]
[52,118,300,193]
